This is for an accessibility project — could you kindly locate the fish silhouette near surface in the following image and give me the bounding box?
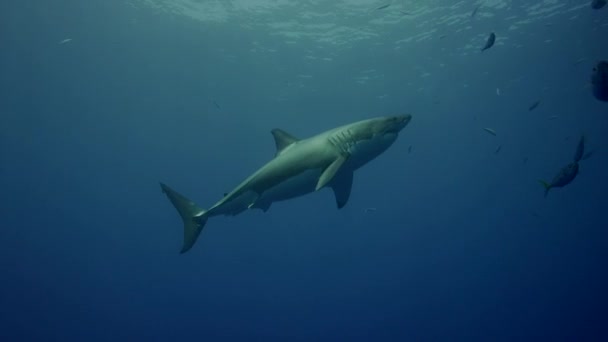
[591,60,608,102]
[539,135,590,197]
[481,32,495,52]
[471,4,481,18]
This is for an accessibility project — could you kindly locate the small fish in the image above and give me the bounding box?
[439,35,447,40]
[574,58,588,66]
[591,60,608,102]
[364,207,377,213]
[539,162,579,198]
[591,0,606,10]
[408,145,412,153]
[483,127,497,136]
[471,4,481,18]
[59,38,72,44]
[528,100,541,111]
[494,145,502,154]
[481,32,496,52]
[496,88,500,95]
[375,4,391,10]
[213,100,221,110]
[548,115,559,120]
[539,135,590,197]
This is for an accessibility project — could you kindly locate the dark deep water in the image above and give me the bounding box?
[1,0,608,340]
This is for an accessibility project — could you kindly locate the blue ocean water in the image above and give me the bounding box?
[1,0,607,340]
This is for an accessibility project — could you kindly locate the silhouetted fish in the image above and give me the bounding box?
[574,58,588,66]
[483,127,497,136]
[494,145,502,154]
[471,4,481,18]
[539,134,588,197]
[481,32,495,52]
[539,162,579,198]
[528,100,541,111]
[376,4,391,10]
[591,60,608,102]
[213,100,221,110]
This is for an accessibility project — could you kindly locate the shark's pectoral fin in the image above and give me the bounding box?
[316,155,348,191]
[331,171,353,209]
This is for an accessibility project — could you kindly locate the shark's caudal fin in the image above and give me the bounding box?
[160,183,207,254]
[538,180,551,198]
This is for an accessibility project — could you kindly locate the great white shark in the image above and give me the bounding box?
[161,114,412,253]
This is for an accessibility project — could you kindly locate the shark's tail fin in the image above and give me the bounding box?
[538,180,551,198]
[160,182,208,254]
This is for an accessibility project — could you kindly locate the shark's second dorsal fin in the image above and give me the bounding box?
[271,129,298,155]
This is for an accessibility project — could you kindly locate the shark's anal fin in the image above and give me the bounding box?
[252,201,272,213]
[247,192,261,209]
[271,129,299,155]
[331,171,353,209]
[316,155,348,191]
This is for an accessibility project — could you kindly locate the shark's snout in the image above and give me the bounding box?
[387,114,412,133]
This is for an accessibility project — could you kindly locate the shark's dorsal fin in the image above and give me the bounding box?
[331,171,353,209]
[271,129,298,154]
[316,155,348,191]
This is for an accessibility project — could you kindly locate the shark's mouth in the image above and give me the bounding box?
[385,127,402,134]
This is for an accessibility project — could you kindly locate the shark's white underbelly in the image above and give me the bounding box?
[209,168,324,217]
[259,168,323,203]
